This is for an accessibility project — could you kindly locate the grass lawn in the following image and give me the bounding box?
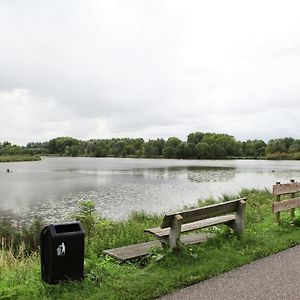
[0,189,300,300]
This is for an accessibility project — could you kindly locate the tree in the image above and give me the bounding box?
[195,142,211,159]
[210,143,226,158]
[185,143,196,158]
[176,142,189,159]
[162,146,177,158]
[289,139,300,153]
[47,137,80,155]
[162,137,182,159]
[252,140,266,157]
[187,132,204,145]
[266,139,288,154]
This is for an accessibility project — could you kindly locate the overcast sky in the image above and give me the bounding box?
[1,1,300,145]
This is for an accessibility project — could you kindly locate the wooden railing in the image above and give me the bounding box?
[272,179,300,223]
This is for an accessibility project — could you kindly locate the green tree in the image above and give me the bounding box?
[210,143,226,158]
[289,139,300,153]
[162,137,182,158]
[176,142,189,159]
[187,132,204,145]
[195,142,211,159]
[266,139,288,154]
[47,137,80,155]
[162,146,176,158]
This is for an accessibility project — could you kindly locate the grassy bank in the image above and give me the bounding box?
[1,189,300,300]
[0,155,41,163]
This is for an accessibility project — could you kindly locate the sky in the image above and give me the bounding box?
[1,0,300,145]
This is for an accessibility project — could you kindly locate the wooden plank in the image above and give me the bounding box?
[103,240,160,261]
[145,215,236,237]
[273,182,300,195]
[103,232,213,261]
[273,197,300,213]
[181,232,215,245]
[161,198,246,228]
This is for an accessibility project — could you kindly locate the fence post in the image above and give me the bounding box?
[290,179,295,218]
[275,182,281,224]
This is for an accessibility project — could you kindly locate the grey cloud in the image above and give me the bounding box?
[1,1,300,144]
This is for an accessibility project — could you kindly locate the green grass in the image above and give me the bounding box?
[1,189,300,299]
[0,155,41,162]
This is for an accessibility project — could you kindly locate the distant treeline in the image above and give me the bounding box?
[1,133,300,160]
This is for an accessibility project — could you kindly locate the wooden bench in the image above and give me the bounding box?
[145,197,247,250]
[272,179,300,223]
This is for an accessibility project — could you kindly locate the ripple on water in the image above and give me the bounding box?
[3,159,300,225]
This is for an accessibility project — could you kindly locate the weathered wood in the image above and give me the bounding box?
[103,232,213,261]
[161,198,247,228]
[290,179,296,218]
[275,181,281,223]
[169,214,183,249]
[272,197,300,213]
[145,198,247,250]
[273,180,300,223]
[145,215,236,237]
[272,181,300,195]
[233,200,246,238]
[103,240,160,260]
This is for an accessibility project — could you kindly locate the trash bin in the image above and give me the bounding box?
[40,221,85,284]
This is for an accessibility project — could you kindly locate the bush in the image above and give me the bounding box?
[72,200,98,237]
[0,217,44,256]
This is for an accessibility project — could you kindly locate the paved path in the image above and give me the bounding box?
[160,245,300,300]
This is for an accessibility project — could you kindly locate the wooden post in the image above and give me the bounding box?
[290,179,295,219]
[234,199,246,239]
[169,214,183,250]
[275,182,281,224]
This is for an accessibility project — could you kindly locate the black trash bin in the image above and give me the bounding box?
[40,221,85,284]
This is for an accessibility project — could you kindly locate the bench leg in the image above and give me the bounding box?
[233,200,246,239]
[169,214,183,250]
[158,237,169,249]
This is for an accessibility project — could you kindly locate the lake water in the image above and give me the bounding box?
[1,157,300,224]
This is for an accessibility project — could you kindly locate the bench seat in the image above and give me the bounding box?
[145,214,236,238]
[145,198,247,249]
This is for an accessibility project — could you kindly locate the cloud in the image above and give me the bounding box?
[1,0,300,144]
[0,89,111,144]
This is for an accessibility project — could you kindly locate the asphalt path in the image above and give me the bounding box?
[159,245,300,300]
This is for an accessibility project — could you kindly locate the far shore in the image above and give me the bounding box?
[0,155,41,163]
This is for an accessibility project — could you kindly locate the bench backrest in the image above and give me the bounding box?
[161,197,247,228]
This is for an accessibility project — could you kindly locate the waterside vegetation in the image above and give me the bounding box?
[2,133,300,160]
[0,189,300,299]
[0,155,41,163]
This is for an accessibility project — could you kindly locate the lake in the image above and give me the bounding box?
[1,157,300,224]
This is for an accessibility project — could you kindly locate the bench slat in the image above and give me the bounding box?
[103,232,213,261]
[273,182,300,195]
[145,214,236,237]
[273,197,300,212]
[161,198,246,228]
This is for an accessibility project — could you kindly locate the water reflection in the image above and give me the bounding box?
[2,157,300,224]
[187,166,235,183]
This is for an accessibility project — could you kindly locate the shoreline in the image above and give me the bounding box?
[0,155,41,163]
